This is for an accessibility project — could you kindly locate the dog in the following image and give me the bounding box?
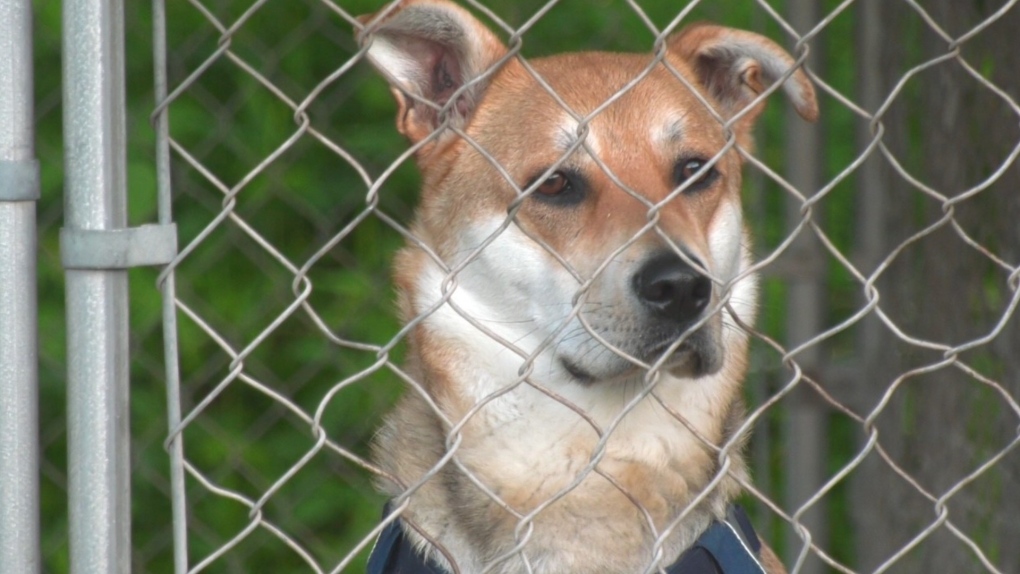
[356,1,817,572]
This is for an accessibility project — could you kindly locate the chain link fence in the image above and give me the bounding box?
[23,0,1020,573]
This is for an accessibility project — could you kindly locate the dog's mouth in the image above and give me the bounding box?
[646,337,717,377]
[560,357,598,386]
[559,327,721,385]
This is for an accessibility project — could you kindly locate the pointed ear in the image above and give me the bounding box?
[357,0,509,146]
[668,23,818,126]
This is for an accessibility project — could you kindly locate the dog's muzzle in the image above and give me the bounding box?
[631,251,721,376]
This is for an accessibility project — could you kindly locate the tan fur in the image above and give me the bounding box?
[359,2,815,572]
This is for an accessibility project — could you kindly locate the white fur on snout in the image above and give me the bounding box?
[412,215,726,406]
[706,200,758,340]
[707,200,743,284]
[413,217,576,398]
[412,216,657,413]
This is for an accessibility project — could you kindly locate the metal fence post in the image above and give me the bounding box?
[0,0,41,572]
[851,1,890,567]
[783,1,827,572]
[152,0,189,571]
[62,0,132,572]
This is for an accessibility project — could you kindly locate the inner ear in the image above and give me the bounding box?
[357,1,510,147]
[669,23,818,124]
[430,48,460,104]
[425,44,473,119]
[382,34,466,111]
[692,52,754,114]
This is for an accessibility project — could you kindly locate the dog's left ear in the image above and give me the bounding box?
[357,0,509,148]
[669,23,818,127]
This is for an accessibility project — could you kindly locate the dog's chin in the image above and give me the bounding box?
[559,339,723,387]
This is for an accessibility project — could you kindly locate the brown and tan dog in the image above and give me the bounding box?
[357,1,816,572]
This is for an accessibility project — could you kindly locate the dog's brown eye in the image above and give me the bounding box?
[537,172,570,196]
[680,160,705,181]
[528,168,586,206]
[675,158,719,192]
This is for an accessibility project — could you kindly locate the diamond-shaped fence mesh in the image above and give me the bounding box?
[30,0,1020,573]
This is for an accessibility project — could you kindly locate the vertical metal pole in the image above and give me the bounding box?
[0,0,41,572]
[855,0,887,373]
[784,1,827,572]
[152,1,189,572]
[851,0,888,568]
[62,0,132,572]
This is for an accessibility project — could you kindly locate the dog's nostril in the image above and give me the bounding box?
[644,279,675,305]
[633,252,712,324]
[691,275,712,305]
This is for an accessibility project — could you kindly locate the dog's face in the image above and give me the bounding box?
[360,0,816,389]
[444,59,748,384]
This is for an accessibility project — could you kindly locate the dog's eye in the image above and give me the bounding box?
[537,172,570,196]
[675,158,719,192]
[528,169,586,206]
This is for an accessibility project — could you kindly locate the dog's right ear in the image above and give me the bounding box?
[357,0,509,147]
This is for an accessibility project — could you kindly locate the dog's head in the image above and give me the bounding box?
[358,0,817,389]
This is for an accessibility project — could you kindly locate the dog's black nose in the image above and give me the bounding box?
[632,252,712,324]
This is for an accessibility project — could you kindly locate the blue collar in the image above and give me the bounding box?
[367,505,767,574]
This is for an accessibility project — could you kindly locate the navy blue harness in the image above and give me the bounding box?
[367,505,767,573]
